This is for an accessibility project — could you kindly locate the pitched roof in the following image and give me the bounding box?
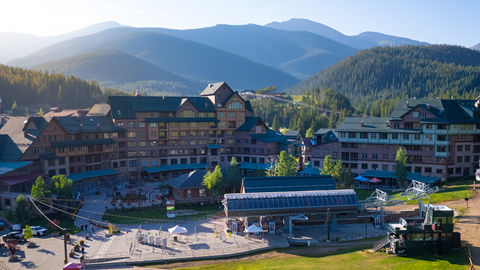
[0,117,47,161]
[298,163,321,175]
[237,117,262,131]
[285,130,300,136]
[242,175,335,193]
[390,99,480,124]
[0,161,32,176]
[249,129,288,144]
[361,170,441,185]
[55,116,125,134]
[143,163,209,174]
[244,100,254,113]
[88,103,111,116]
[337,117,422,133]
[199,82,229,96]
[166,170,207,189]
[108,96,216,119]
[0,172,45,186]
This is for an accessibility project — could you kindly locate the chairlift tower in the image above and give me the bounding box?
[401,180,439,219]
[361,189,406,229]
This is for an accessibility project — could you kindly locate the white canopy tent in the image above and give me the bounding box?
[245,224,264,233]
[168,225,188,234]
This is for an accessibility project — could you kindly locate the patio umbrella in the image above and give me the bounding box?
[168,225,188,234]
[369,177,382,183]
[354,175,364,181]
[63,262,83,270]
[245,224,264,233]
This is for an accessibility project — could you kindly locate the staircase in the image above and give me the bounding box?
[373,235,390,252]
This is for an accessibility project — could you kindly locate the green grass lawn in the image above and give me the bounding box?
[172,246,468,270]
[356,176,475,205]
[102,204,221,224]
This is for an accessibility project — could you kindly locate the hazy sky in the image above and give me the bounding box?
[1,0,478,47]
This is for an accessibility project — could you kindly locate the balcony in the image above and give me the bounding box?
[435,152,450,158]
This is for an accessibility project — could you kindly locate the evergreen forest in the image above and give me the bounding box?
[288,45,480,117]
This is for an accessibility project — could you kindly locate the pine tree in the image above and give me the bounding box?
[276,151,297,176]
[272,115,280,131]
[38,108,44,117]
[320,155,334,176]
[227,158,242,193]
[202,166,224,195]
[306,127,314,138]
[395,147,408,185]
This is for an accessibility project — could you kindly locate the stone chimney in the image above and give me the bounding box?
[97,123,101,130]
[387,121,390,127]
[360,121,364,127]
[406,101,409,108]
[426,103,430,109]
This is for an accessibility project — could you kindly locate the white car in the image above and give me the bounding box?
[29,226,48,236]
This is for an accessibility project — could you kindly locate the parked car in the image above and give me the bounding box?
[29,226,48,236]
[2,231,25,242]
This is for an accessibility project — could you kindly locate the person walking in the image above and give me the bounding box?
[81,246,85,255]
[80,224,84,230]
[92,225,95,233]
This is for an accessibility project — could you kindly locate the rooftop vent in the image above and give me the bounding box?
[406,101,409,108]
[89,119,94,122]
[208,84,213,87]
[426,103,430,109]
[360,121,364,127]
[97,123,101,129]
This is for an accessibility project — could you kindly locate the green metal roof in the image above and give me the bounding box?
[144,163,209,174]
[237,117,262,131]
[145,117,218,123]
[51,138,116,148]
[69,169,120,182]
[0,161,32,176]
[298,163,321,175]
[109,96,216,120]
[244,100,254,113]
[239,162,273,170]
[207,144,222,149]
[249,129,288,144]
[361,170,441,185]
[242,175,336,193]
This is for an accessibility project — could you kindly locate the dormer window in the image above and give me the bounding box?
[218,103,222,107]
[421,111,427,118]
[412,112,419,118]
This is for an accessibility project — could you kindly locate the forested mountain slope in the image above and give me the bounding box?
[7,28,300,90]
[0,64,128,110]
[34,49,202,96]
[288,45,480,116]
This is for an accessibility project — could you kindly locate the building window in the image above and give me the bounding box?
[415,167,422,173]
[457,145,463,152]
[403,134,409,140]
[362,153,367,159]
[128,151,136,156]
[129,160,137,167]
[421,111,427,118]
[348,133,357,139]
[465,156,471,163]
[372,154,378,160]
[436,169,443,174]
[382,165,389,171]
[413,112,419,118]
[362,163,368,169]
[372,164,378,170]
[128,132,136,138]
[170,131,178,137]
[425,135,432,141]
[414,134,421,140]
[129,122,134,128]
[391,134,398,140]
[199,189,206,197]
[382,154,388,160]
[229,102,242,109]
[139,122,145,128]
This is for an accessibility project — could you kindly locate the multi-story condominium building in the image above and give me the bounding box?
[107,82,288,182]
[0,82,290,197]
[309,99,480,181]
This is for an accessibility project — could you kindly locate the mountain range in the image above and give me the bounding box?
[4,19,433,95]
[0,21,128,64]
